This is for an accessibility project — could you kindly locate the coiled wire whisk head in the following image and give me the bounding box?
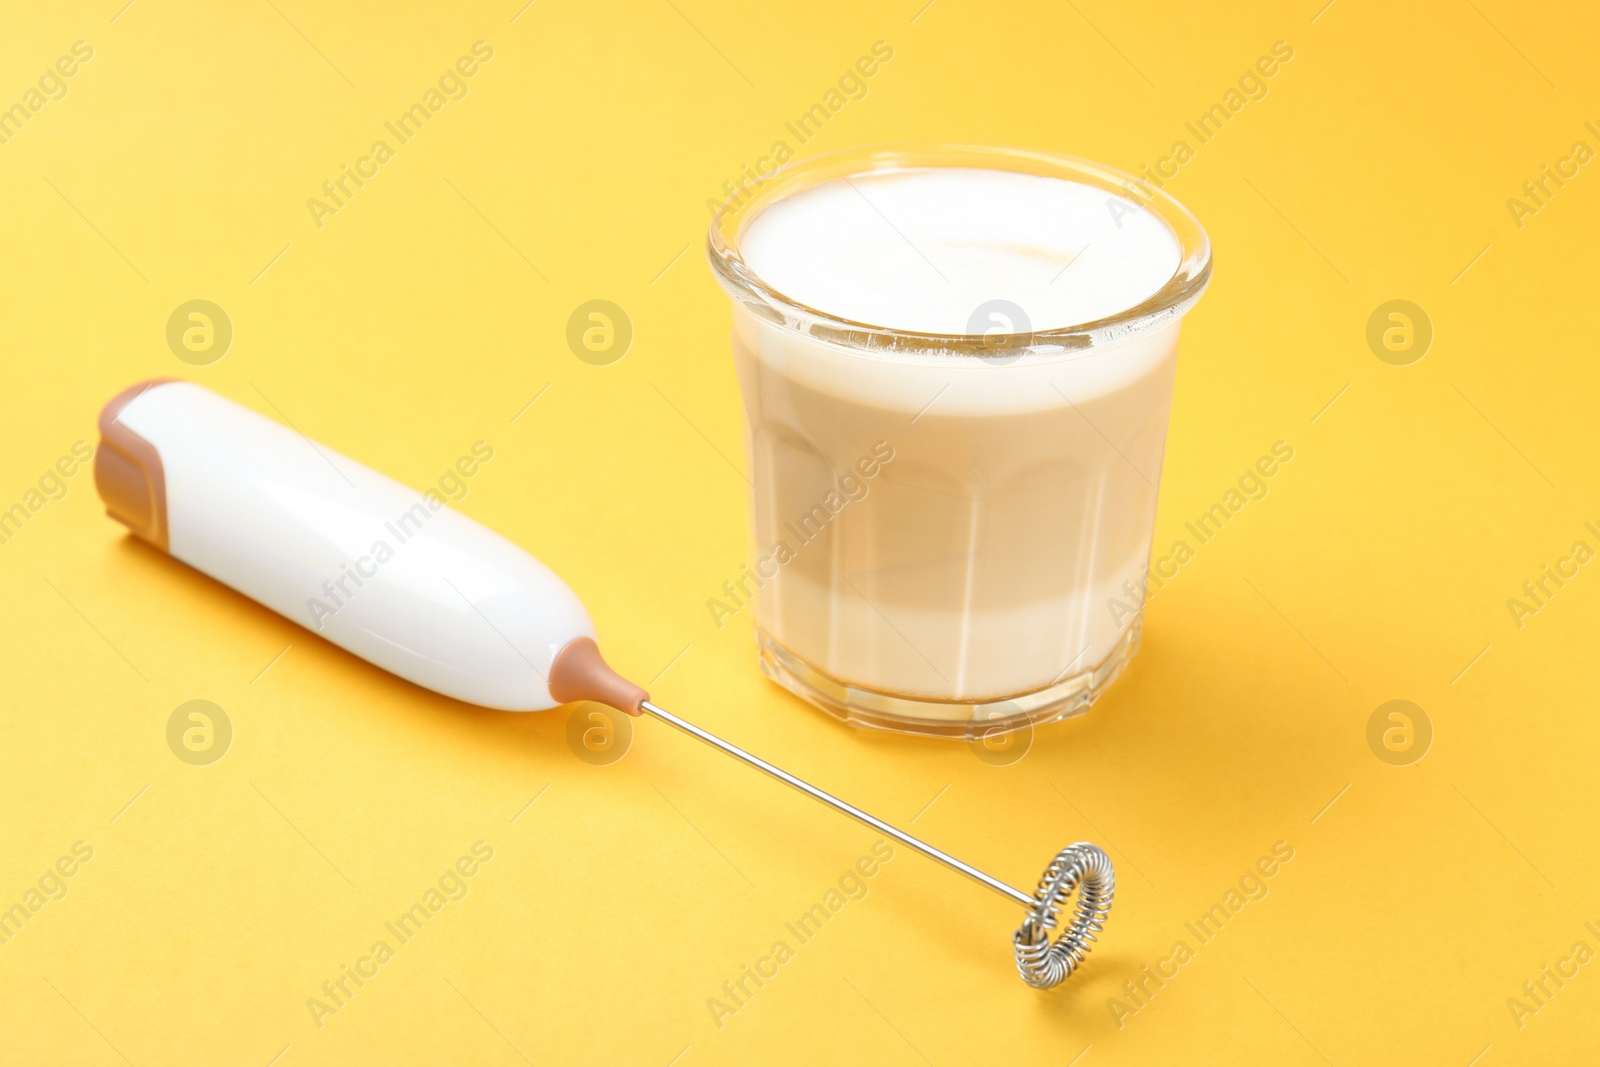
[1012,842,1114,989]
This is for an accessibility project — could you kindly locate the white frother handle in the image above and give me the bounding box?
[93,379,595,711]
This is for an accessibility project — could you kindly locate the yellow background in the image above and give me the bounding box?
[2,0,1596,1062]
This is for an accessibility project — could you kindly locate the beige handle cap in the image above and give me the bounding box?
[548,637,649,715]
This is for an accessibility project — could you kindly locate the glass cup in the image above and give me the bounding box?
[707,145,1211,739]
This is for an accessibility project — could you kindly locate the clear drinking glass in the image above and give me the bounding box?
[707,145,1211,739]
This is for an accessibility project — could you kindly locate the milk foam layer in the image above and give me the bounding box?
[739,167,1181,336]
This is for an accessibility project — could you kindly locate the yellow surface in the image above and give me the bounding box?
[1,0,1596,1062]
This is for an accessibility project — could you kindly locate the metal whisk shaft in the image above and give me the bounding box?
[641,700,1034,906]
[638,699,1113,988]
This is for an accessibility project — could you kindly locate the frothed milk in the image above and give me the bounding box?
[719,159,1204,731]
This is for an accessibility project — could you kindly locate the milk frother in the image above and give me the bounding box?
[93,378,1113,989]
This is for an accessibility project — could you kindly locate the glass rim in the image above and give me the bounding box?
[706,143,1212,358]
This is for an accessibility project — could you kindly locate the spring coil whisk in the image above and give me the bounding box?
[1013,842,1115,989]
